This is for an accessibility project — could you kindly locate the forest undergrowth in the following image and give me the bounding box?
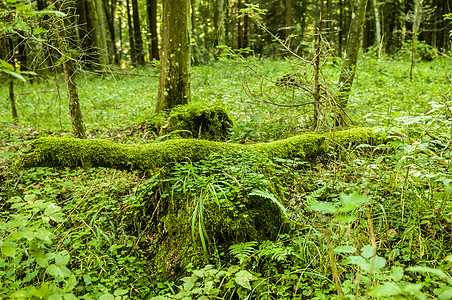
[0,56,451,299]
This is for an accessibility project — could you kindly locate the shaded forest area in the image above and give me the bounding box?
[1,0,452,299]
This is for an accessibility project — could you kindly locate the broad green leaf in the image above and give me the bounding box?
[438,288,452,300]
[374,256,386,269]
[338,192,368,213]
[114,289,129,296]
[345,255,367,267]
[308,201,337,214]
[389,266,404,282]
[44,203,61,216]
[1,242,16,257]
[368,282,402,297]
[55,250,70,266]
[227,265,240,274]
[333,245,357,254]
[46,264,70,279]
[36,256,49,268]
[0,59,15,71]
[63,294,78,300]
[361,245,375,259]
[98,294,115,300]
[235,270,254,290]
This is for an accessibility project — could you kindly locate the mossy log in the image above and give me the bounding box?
[16,127,387,170]
[15,127,388,280]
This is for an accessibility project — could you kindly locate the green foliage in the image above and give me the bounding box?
[0,195,77,298]
[1,57,452,299]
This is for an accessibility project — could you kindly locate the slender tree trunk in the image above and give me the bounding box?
[155,0,191,113]
[190,0,201,64]
[313,0,323,130]
[214,0,226,49]
[338,0,343,57]
[285,0,292,39]
[336,0,368,110]
[94,0,110,67]
[126,0,136,65]
[410,0,423,81]
[146,0,159,61]
[104,0,119,64]
[132,0,145,65]
[60,2,86,139]
[9,78,19,122]
[237,0,243,49]
[372,0,381,52]
[5,37,19,122]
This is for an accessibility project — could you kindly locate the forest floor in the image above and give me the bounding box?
[0,56,451,299]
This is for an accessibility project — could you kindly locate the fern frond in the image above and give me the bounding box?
[248,188,289,218]
[229,241,258,265]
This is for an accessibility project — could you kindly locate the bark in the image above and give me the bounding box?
[94,0,110,66]
[338,0,343,57]
[104,0,119,64]
[336,0,368,110]
[126,0,136,65]
[285,0,292,39]
[63,59,86,139]
[313,0,323,130]
[190,0,201,64]
[372,0,381,51]
[59,2,86,139]
[410,0,423,81]
[16,128,387,170]
[9,78,18,122]
[214,0,226,49]
[146,0,159,61]
[132,0,145,65]
[155,0,191,113]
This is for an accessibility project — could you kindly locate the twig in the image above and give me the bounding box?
[263,100,315,107]
[18,90,58,95]
[93,70,158,77]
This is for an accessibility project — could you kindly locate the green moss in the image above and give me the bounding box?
[15,127,388,170]
[148,104,234,141]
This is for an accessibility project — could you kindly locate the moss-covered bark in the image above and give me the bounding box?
[16,127,387,170]
[149,105,234,141]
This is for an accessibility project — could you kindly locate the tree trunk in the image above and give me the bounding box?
[285,0,292,39]
[372,0,381,52]
[104,0,119,64]
[237,0,243,49]
[94,0,110,67]
[146,0,159,61]
[214,0,226,49]
[313,0,323,130]
[338,0,343,57]
[17,127,386,170]
[190,0,202,65]
[9,78,19,122]
[59,2,86,139]
[336,0,368,111]
[155,0,191,113]
[410,0,423,81]
[126,0,136,65]
[132,0,145,65]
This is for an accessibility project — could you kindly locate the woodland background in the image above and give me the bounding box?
[0,0,452,299]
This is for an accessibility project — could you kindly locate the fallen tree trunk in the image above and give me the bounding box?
[16,127,387,170]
